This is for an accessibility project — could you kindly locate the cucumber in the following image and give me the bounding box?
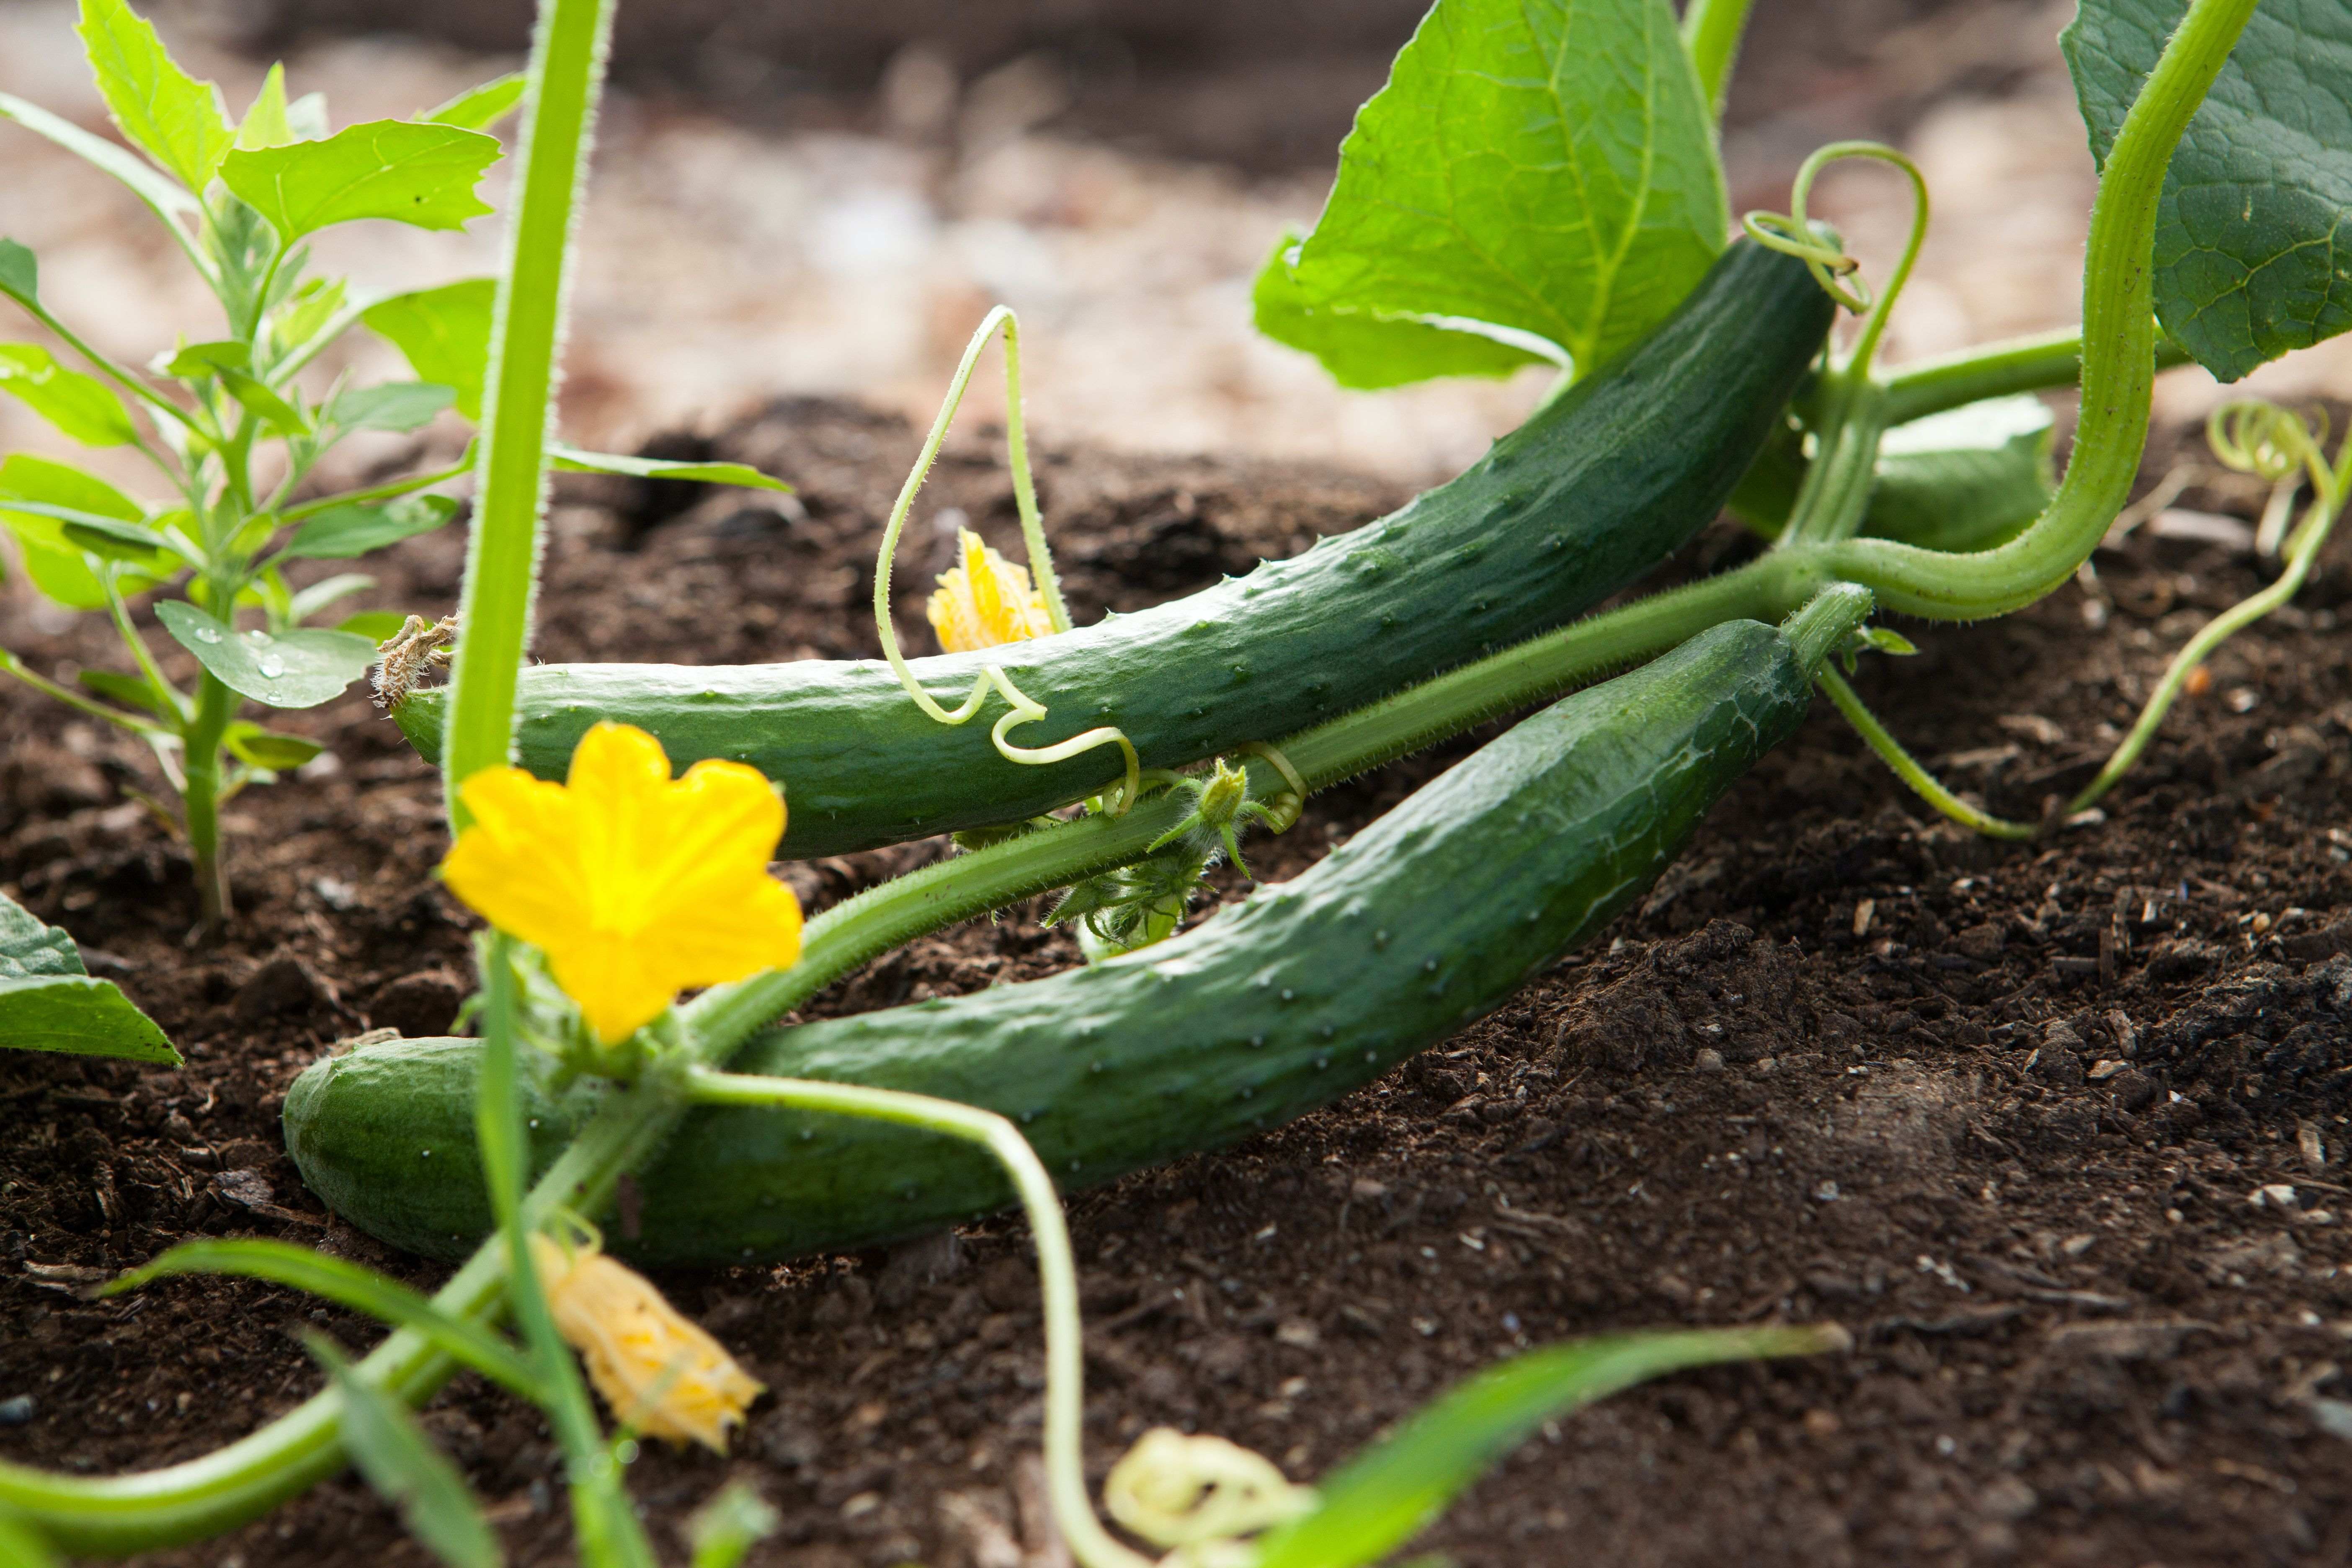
[287,592,1865,1266]
[395,241,1832,859]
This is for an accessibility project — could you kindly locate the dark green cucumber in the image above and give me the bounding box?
[395,241,1832,859]
[289,594,1861,1266]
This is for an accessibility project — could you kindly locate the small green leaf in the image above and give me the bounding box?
[1253,1326,1845,1568]
[78,667,170,717]
[360,279,493,419]
[215,366,308,435]
[155,601,375,709]
[286,571,374,623]
[60,514,171,562]
[75,0,235,192]
[0,344,139,446]
[224,721,324,770]
[236,62,296,151]
[1261,0,1726,388]
[287,494,459,559]
[424,72,526,131]
[1250,231,1551,391]
[0,238,37,309]
[0,886,178,1064]
[338,610,407,642]
[0,454,168,609]
[160,339,250,377]
[275,276,348,352]
[688,1482,780,1568]
[328,380,454,433]
[220,120,500,240]
[549,443,792,491]
[2066,0,2352,380]
[310,1337,503,1568]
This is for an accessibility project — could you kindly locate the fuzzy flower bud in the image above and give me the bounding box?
[928,528,1055,652]
[531,1234,763,1452]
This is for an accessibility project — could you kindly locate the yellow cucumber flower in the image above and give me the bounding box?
[530,1234,763,1452]
[441,722,803,1043]
[929,527,1055,652]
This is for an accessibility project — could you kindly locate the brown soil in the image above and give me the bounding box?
[5,398,2352,1568]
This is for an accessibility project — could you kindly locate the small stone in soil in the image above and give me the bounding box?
[0,1395,32,1425]
[231,956,323,1024]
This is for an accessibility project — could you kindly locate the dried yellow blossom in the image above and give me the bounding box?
[531,1234,763,1452]
[928,528,1055,652]
[441,721,803,1043]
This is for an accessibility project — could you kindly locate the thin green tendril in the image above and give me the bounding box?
[1741,141,1929,380]
[1817,666,2037,841]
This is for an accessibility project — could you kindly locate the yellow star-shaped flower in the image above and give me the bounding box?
[928,527,1055,652]
[441,722,802,1043]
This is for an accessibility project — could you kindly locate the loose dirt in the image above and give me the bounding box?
[4,400,2351,1567]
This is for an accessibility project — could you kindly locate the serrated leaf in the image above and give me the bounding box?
[1249,231,1552,390]
[236,62,296,151]
[0,887,178,1064]
[220,120,500,240]
[0,344,139,446]
[155,601,374,709]
[311,1338,502,1568]
[424,72,526,131]
[328,380,454,433]
[0,238,36,309]
[1253,1327,1841,1568]
[361,279,493,420]
[0,454,170,609]
[224,721,324,769]
[338,610,407,642]
[2065,0,2352,381]
[1261,0,1727,388]
[160,339,250,377]
[286,494,458,559]
[549,443,792,490]
[75,0,235,192]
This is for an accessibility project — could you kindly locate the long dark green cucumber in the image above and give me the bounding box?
[395,241,1832,859]
[289,595,1861,1265]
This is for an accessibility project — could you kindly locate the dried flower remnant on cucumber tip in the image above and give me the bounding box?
[439,721,803,1044]
[931,527,1056,652]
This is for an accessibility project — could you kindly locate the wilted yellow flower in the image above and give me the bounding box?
[530,1234,763,1452]
[441,722,803,1043]
[928,528,1055,652]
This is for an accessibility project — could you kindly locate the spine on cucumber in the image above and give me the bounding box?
[394,242,1833,859]
[288,592,1867,1266]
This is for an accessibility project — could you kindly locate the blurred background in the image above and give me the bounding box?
[5,0,2350,495]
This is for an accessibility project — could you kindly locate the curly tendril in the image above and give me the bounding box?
[1741,140,1929,381]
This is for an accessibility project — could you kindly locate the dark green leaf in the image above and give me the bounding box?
[311,1336,504,1568]
[287,494,459,559]
[60,514,170,562]
[1253,1326,1845,1568]
[75,0,234,192]
[2065,0,2352,380]
[0,343,139,446]
[338,610,408,642]
[155,601,375,709]
[0,888,178,1065]
[1250,231,1549,391]
[328,381,454,433]
[216,366,308,435]
[361,279,493,420]
[0,237,37,309]
[224,722,324,770]
[424,72,526,131]
[1868,395,2056,552]
[1259,0,1725,388]
[0,454,170,609]
[220,120,500,240]
[78,667,171,717]
[549,443,792,491]
[160,339,250,377]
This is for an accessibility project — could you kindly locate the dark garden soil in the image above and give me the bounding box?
[6,397,2352,1567]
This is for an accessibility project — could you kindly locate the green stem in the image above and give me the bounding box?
[1817,666,2035,840]
[1680,0,1757,119]
[273,457,472,524]
[0,649,169,738]
[1778,374,1890,547]
[178,671,238,934]
[1880,325,2194,425]
[101,573,191,723]
[440,0,616,828]
[683,1069,1151,1568]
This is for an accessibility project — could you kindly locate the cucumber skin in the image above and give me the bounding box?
[289,619,1814,1266]
[395,243,1831,860]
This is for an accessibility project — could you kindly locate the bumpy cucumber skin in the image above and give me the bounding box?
[395,243,1831,859]
[290,619,1814,1265]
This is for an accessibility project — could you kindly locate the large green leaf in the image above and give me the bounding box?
[1252,1326,1842,1568]
[0,454,171,609]
[0,344,139,446]
[220,121,499,240]
[74,0,234,194]
[1254,0,1727,389]
[1249,231,1552,390]
[2065,0,2352,381]
[361,279,494,420]
[0,888,178,1064]
[155,601,375,709]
